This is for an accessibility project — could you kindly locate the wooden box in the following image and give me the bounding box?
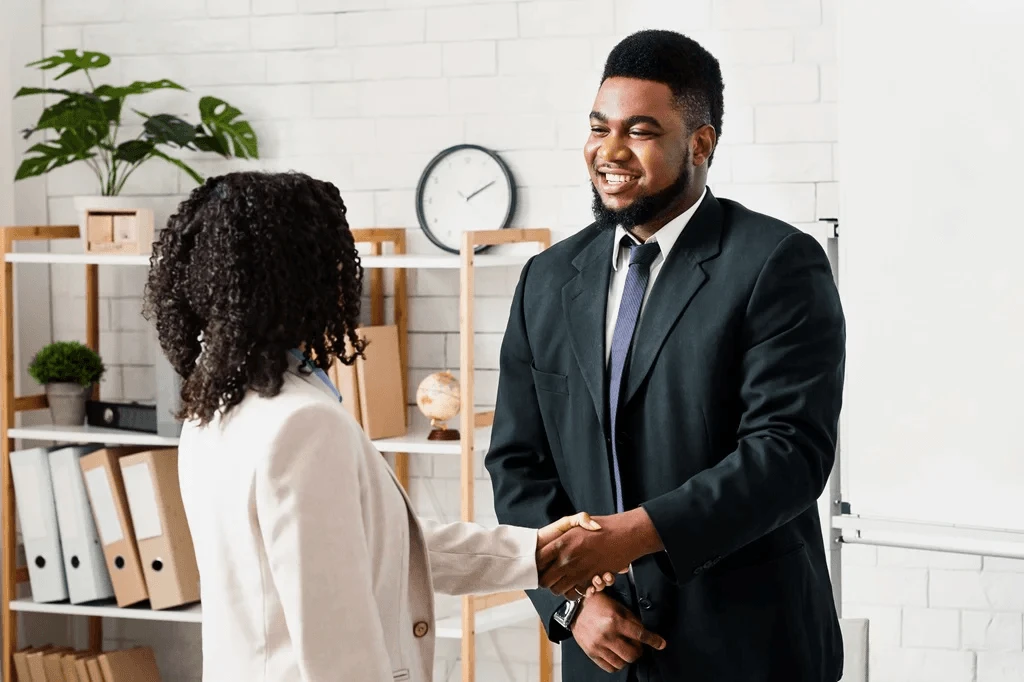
[84,208,155,255]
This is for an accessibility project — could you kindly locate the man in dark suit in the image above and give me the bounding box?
[486,30,845,682]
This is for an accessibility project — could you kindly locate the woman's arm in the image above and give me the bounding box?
[255,403,393,682]
[422,513,607,596]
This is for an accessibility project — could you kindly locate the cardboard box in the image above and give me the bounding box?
[353,325,407,440]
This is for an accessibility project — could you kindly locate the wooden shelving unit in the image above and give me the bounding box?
[0,224,552,682]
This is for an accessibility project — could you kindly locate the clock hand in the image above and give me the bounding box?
[465,180,495,201]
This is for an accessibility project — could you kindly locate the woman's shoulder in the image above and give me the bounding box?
[183,375,363,452]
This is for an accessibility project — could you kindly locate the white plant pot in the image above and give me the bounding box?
[73,195,141,252]
[45,382,91,426]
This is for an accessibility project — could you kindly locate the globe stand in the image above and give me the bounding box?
[427,419,460,441]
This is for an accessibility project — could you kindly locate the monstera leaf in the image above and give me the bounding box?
[94,79,185,100]
[195,96,258,159]
[15,132,101,180]
[17,89,116,139]
[26,49,110,80]
[138,112,198,148]
[114,139,154,164]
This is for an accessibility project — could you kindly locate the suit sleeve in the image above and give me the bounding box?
[485,257,579,642]
[641,231,845,582]
[255,403,392,682]
[420,517,538,595]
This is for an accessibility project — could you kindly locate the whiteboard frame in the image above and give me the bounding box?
[824,228,1024,618]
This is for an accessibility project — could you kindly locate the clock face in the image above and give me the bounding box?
[416,145,516,254]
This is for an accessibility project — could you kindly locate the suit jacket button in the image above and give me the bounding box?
[414,621,429,638]
[639,598,652,610]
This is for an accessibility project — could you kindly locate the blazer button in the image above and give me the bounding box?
[413,621,429,638]
[639,598,652,610]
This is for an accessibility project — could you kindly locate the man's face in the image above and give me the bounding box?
[585,77,692,228]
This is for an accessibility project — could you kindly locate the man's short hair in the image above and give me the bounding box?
[602,30,724,162]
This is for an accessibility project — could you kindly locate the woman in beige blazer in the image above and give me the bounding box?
[143,171,611,682]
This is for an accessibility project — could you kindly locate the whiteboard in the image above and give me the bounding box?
[838,0,1024,533]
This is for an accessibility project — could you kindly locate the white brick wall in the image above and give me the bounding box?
[23,0,1021,681]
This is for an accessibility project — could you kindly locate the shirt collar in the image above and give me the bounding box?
[611,186,707,271]
[286,349,342,402]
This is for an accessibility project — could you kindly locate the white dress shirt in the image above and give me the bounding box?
[605,186,707,363]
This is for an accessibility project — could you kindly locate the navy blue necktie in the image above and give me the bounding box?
[608,239,661,513]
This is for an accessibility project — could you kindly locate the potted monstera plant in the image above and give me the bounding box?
[28,341,105,426]
[14,49,259,247]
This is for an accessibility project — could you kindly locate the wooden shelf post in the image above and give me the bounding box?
[459,229,552,682]
[1,225,83,681]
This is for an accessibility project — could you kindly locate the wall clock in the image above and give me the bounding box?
[415,144,516,255]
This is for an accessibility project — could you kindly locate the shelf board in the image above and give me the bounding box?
[4,251,531,270]
[4,252,151,265]
[6,424,491,455]
[373,427,491,455]
[7,425,180,447]
[359,253,530,269]
[9,598,201,623]
[435,599,538,639]
[9,596,536,635]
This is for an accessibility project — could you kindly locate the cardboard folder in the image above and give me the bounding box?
[13,645,52,682]
[79,447,149,607]
[85,657,104,682]
[120,449,199,610]
[42,649,73,682]
[98,646,162,681]
[62,650,96,682]
[328,356,361,425]
[73,653,100,682]
[354,325,406,439]
[25,646,71,682]
[10,446,68,603]
[48,445,116,604]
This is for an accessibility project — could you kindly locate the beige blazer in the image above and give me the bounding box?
[178,354,539,682]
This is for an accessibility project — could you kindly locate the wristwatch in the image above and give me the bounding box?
[553,598,583,631]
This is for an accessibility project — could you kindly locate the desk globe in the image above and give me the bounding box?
[416,371,461,440]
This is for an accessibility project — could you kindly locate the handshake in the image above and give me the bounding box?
[534,510,667,673]
[535,512,628,598]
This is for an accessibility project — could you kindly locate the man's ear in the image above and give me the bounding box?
[691,124,717,168]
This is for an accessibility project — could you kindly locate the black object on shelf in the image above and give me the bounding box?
[85,400,157,434]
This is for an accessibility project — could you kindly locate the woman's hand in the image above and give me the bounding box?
[537,512,616,597]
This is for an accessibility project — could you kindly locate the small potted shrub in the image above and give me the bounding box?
[28,341,105,426]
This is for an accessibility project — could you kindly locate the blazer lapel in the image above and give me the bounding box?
[562,228,615,433]
[623,191,723,406]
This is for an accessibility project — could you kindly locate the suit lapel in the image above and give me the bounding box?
[623,191,723,405]
[562,228,615,433]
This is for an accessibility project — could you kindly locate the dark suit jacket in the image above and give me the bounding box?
[485,189,845,682]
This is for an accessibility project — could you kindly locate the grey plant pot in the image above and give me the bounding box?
[45,382,91,426]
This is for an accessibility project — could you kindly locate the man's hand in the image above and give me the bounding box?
[538,508,665,598]
[570,592,666,673]
[537,513,617,597]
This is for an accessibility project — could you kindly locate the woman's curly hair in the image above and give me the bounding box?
[143,171,366,425]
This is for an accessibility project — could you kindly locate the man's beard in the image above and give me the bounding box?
[591,162,691,230]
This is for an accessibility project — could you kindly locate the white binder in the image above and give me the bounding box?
[10,447,68,602]
[48,445,115,604]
